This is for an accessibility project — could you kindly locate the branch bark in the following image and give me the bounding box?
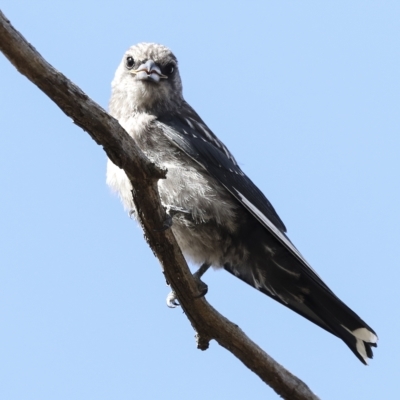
[0,10,319,400]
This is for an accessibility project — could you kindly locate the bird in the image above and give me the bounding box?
[106,42,378,364]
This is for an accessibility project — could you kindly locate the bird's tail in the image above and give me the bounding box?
[224,262,378,364]
[303,284,378,364]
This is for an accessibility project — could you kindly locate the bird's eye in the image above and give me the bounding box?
[126,56,135,69]
[162,63,175,76]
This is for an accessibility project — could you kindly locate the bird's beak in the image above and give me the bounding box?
[131,59,168,82]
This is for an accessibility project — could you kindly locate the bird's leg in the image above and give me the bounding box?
[166,263,211,308]
[156,205,191,231]
[192,263,210,298]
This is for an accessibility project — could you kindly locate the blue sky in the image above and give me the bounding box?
[1,1,399,399]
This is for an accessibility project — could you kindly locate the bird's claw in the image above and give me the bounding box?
[193,273,208,298]
[192,263,210,298]
[155,214,173,232]
[155,205,190,232]
[166,280,206,308]
[166,290,180,308]
[166,263,210,307]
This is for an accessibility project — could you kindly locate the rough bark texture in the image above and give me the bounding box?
[0,9,320,400]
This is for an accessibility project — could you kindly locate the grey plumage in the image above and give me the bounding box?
[107,42,378,364]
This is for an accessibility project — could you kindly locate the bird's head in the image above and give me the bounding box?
[110,43,183,118]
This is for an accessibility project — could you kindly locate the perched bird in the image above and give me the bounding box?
[106,42,378,364]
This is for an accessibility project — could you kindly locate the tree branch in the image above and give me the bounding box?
[0,9,319,400]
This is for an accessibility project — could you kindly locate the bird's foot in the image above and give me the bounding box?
[155,205,190,232]
[157,214,173,232]
[129,209,136,219]
[166,290,180,308]
[166,263,211,307]
[193,263,210,298]
[192,272,208,298]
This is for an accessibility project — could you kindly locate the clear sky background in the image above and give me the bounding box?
[1,1,399,399]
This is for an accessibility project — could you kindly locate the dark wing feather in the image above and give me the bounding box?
[157,106,287,233]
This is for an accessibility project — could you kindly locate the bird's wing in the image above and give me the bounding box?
[156,106,324,274]
[157,106,287,230]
